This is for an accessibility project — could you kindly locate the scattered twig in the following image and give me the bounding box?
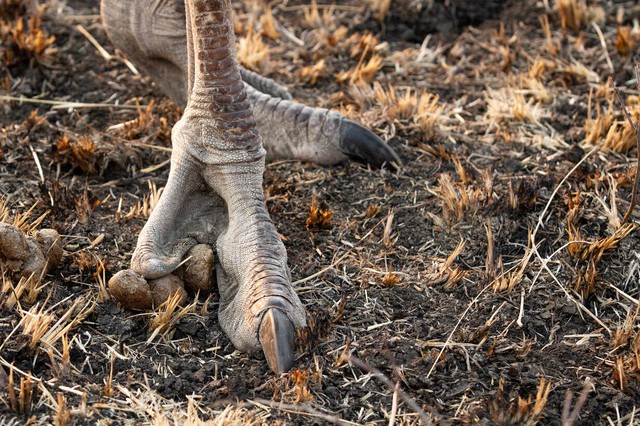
[28,144,45,185]
[610,68,640,225]
[249,398,354,425]
[388,381,400,426]
[562,379,592,426]
[426,282,492,378]
[76,24,112,61]
[342,355,433,425]
[591,22,614,73]
[0,95,145,110]
[293,217,386,285]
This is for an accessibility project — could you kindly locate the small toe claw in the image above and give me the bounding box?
[340,120,401,170]
[259,308,296,375]
[131,250,182,280]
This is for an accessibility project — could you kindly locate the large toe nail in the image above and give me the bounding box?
[339,120,401,170]
[259,308,295,375]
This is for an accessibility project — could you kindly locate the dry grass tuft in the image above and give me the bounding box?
[0,8,57,68]
[300,59,326,86]
[259,7,280,40]
[20,295,95,351]
[485,86,542,124]
[528,56,556,80]
[121,180,164,220]
[7,365,37,416]
[556,0,604,33]
[0,199,47,233]
[436,174,483,226]
[584,96,614,145]
[148,293,199,343]
[306,192,333,230]
[1,273,46,309]
[52,333,71,379]
[346,80,443,137]
[616,25,634,56]
[566,193,636,297]
[603,111,640,153]
[557,0,588,33]
[365,203,381,219]
[366,0,391,22]
[302,0,338,30]
[53,135,99,174]
[21,302,55,350]
[54,392,72,426]
[111,100,172,143]
[564,61,600,84]
[611,303,639,350]
[608,303,639,392]
[278,363,323,404]
[237,24,271,73]
[93,255,111,302]
[416,91,444,139]
[75,184,101,225]
[373,82,421,122]
[424,239,468,289]
[116,384,259,425]
[381,263,400,287]
[336,52,383,84]
[490,377,552,424]
[303,0,321,28]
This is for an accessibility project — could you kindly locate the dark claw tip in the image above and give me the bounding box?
[339,120,402,170]
[259,308,295,375]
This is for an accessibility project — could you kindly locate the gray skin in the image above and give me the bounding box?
[100,0,400,374]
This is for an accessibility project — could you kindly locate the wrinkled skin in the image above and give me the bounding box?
[101,0,400,374]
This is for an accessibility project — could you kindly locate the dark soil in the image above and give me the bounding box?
[1,0,640,424]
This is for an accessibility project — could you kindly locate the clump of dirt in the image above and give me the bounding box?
[1,0,640,424]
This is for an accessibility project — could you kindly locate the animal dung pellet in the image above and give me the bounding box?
[148,274,188,306]
[35,229,63,271]
[16,239,47,280]
[182,244,215,295]
[108,269,153,310]
[0,222,31,261]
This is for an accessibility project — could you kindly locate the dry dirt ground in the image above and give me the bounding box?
[1,0,640,424]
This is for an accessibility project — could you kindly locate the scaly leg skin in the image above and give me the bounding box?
[123,0,306,374]
[100,0,400,169]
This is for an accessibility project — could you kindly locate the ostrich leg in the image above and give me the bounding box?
[100,0,400,168]
[131,0,305,374]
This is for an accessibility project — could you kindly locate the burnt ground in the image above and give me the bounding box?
[1,0,640,424]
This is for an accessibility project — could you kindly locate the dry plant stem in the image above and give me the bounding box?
[389,381,400,426]
[343,355,433,425]
[610,70,640,225]
[249,398,355,425]
[0,95,145,110]
[426,282,492,379]
[591,22,614,73]
[525,141,615,333]
[293,217,386,285]
[561,380,592,426]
